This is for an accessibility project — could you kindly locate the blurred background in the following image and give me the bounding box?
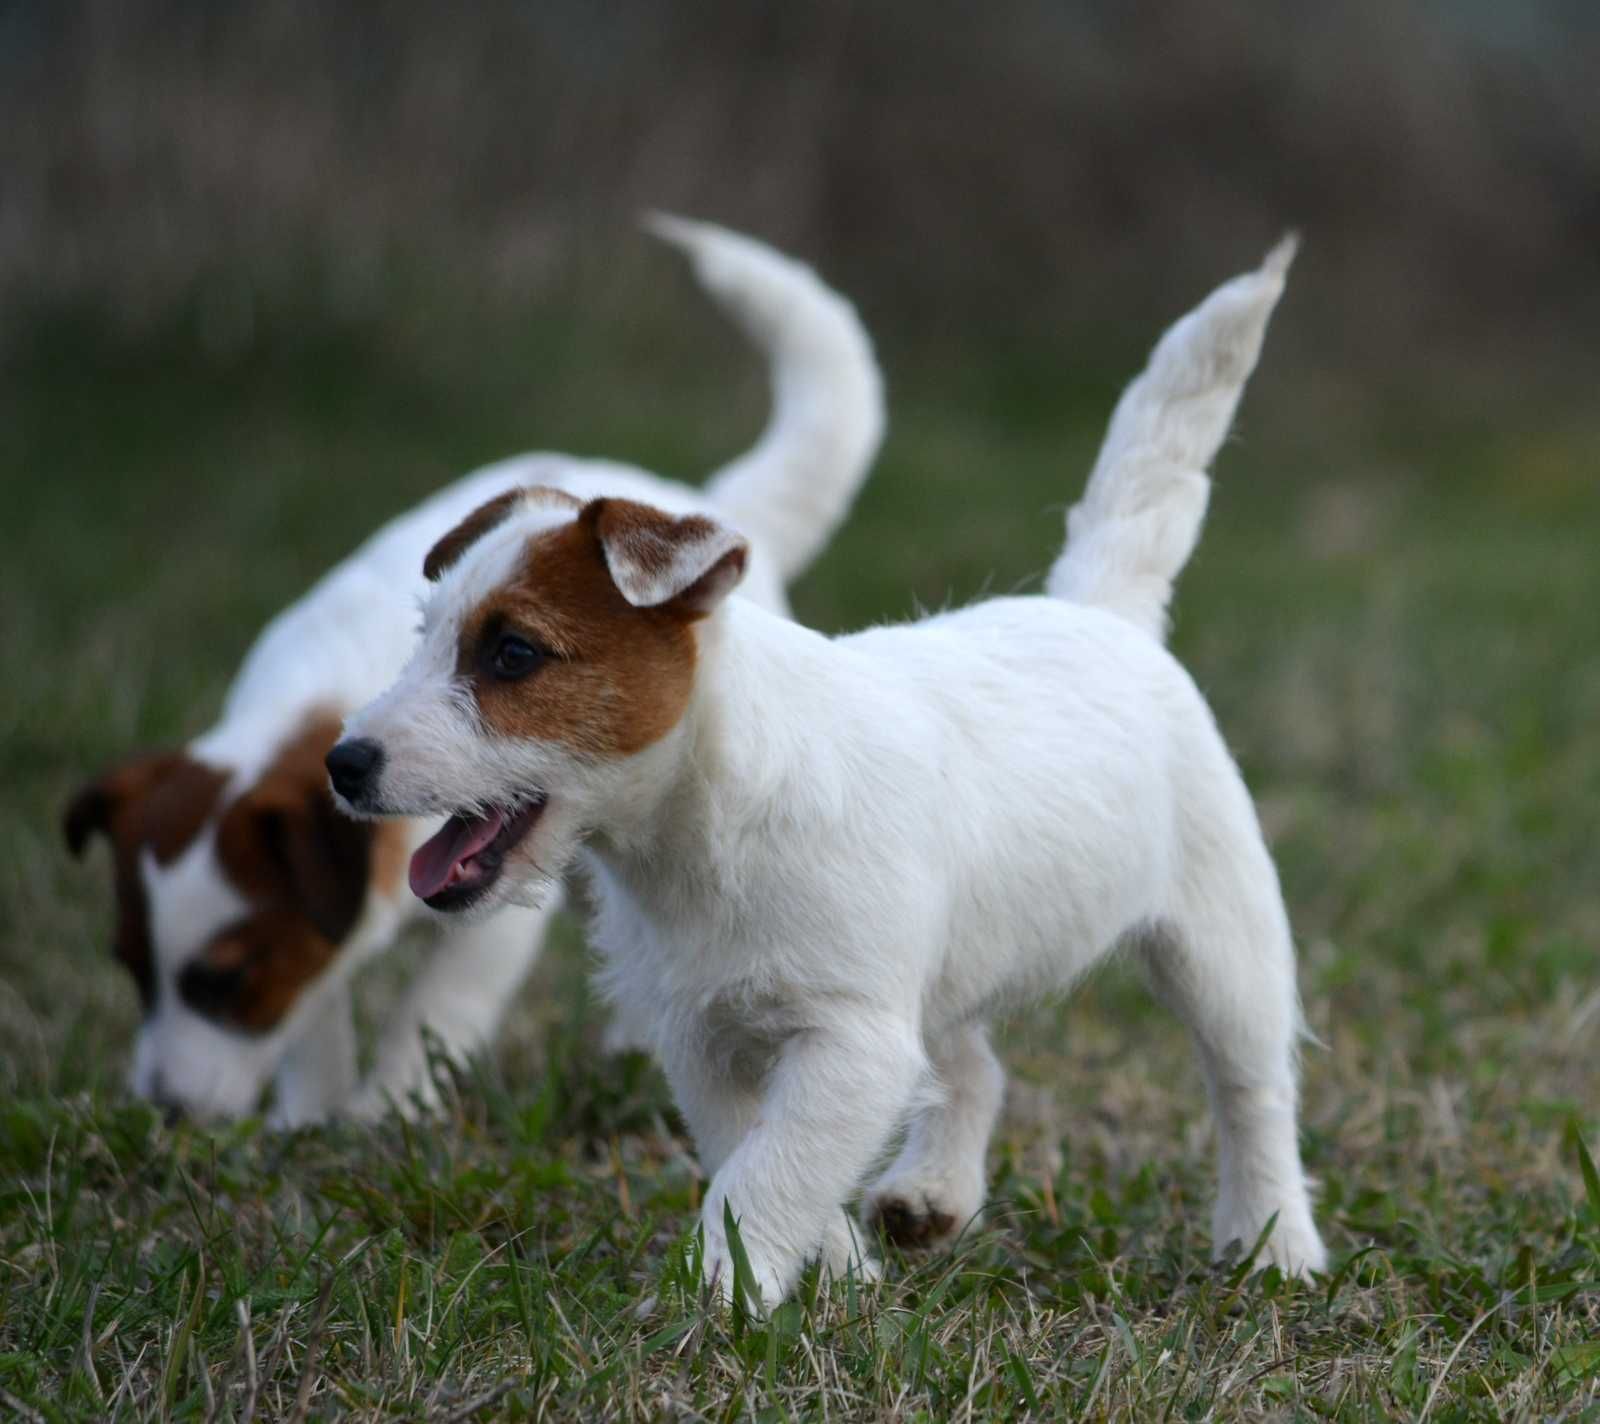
[2,1,1597,1107]
[4,2,1599,386]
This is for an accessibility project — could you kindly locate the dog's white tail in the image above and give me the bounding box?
[1047,237,1297,642]
[647,214,886,585]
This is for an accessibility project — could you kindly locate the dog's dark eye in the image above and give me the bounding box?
[489,634,546,681]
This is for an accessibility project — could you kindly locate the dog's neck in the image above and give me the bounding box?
[582,598,839,898]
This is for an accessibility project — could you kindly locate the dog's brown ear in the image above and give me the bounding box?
[425,491,526,582]
[424,485,584,582]
[64,780,115,858]
[585,499,749,618]
[62,753,200,858]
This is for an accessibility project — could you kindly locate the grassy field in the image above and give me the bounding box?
[2,290,1599,1421]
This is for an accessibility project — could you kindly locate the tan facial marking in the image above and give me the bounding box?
[424,485,584,583]
[457,501,708,758]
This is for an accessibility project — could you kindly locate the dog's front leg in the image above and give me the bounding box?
[688,1009,925,1310]
[350,900,557,1119]
[268,982,358,1127]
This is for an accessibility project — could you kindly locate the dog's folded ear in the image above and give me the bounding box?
[584,499,749,618]
[424,485,585,582]
[424,490,527,582]
[64,753,221,860]
[64,779,116,857]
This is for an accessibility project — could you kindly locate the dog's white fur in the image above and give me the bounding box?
[342,240,1326,1302]
[116,218,884,1125]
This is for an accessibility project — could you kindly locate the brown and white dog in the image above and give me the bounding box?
[63,218,884,1125]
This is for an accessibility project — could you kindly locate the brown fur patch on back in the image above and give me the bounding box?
[457,504,705,757]
[424,485,583,582]
[64,753,230,1008]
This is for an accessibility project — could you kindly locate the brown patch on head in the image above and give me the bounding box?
[453,499,738,758]
[199,709,376,1032]
[67,711,400,1032]
[424,485,583,582]
[64,753,230,1008]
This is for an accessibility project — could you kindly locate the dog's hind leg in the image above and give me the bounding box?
[1140,800,1326,1277]
[861,1020,1004,1248]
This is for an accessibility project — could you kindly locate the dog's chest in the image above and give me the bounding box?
[699,989,810,1090]
[585,856,825,1068]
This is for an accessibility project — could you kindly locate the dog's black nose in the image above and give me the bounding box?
[326,738,385,803]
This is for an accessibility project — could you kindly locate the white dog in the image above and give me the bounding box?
[333,239,1327,1304]
[64,218,884,1126]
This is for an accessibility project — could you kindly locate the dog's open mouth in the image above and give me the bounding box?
[408,797,546,910]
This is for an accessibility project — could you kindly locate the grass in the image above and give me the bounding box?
[2,290,1600,1420]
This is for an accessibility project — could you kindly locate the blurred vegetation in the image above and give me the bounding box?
[2,0,1598,411]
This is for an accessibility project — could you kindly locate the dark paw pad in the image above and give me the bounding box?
[873,1196,957,1248]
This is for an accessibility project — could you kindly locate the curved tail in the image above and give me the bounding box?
[646,214,886,585]
[1047,236,1297,642]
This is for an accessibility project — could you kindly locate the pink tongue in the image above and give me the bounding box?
[409,808,506,899]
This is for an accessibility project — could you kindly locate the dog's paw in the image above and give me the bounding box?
[345,1068,443,1124]
[703,1236,787,1315]
[819,1217,882,1285]
[599,1009,652,1058]
[264,1100,329,1132]
[1213,1206,1327,1281]
[863,1167,984,1248]
[870,1192,957,1247]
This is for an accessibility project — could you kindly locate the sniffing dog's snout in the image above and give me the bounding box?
[325,738,385,804]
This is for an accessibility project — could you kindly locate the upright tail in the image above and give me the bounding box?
[1047,237,1297,642]
[646,214,886,585]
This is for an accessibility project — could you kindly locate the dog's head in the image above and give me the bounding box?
[64,710,398,1118]
[331,485,747,918]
